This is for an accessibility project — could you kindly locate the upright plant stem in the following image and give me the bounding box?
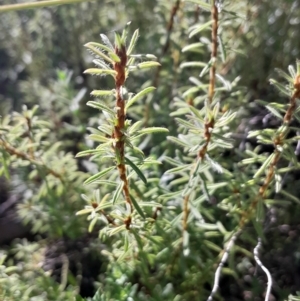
[198,0,218,161]
[145,0,181,126]
[182,1,219,243]
[113,43,133,220]
[208,0,218,105]
[240,75,300,227]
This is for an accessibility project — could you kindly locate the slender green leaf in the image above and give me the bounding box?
[87,101,115,116]
[85,42,112,55]
[127,29,139,56]
[136,127,169,135]
[130,194,145,219]
[112,181,124,204]
[126,87,156,110]
[108,225,126,236]
[269,79,291,97]
[76,207,94,216]
[84,166,115,184]
[89,134,110,143]
[136,61,161,69]
[84,44,114,64]
[125,156,147,184]
[84,68,117,77]
[180,62,206,69]
[253,153,275,179]
[265,105,283,119]
[218,35,226,63]
[167,136,190,148]
[88,217,98,233]
[182,42,204,53]
[91,90,115,97]
[76,149,102,157]
[189,20,213,38]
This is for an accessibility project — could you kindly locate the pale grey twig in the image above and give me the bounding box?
[253,238,273,301]
[206,230,240,301]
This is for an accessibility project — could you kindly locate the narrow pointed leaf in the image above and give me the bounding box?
[108,225,126,236]
[182,42,204,53]
[76,208,94,216]
[126,87,156,110]
[112,181,124,204]
[93,59,111,70]
[253,153,275,179]
[84,44,114,64]
[87,101,115,116]
[108,52,121,63]
[91,90,115,96]
[136,61,161,69]
[84,68,117,77]
[114,32,123,49]
[189,20,213,38]
[85,42,112,54]
[89,134,110,143]
[76,149,101,157]
[130,193,145,219]
[136,127,169,135]
[218,35,226,63]
[269,79,291,97]
[84,166,115,184]
[100,34,114,50]
[180,62,206,69]
[125,156,147,184]
[127,29,139,56]
[89,217,98,233]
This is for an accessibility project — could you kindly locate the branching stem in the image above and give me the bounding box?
[0,138,63,181]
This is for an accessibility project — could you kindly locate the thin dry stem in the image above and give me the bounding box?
[254,238,273,301]
[206,230,240,301]
[100,210,117,226]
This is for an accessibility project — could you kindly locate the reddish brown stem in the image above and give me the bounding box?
[113,44,133,219]
[182,195,189,232]
[145,0,181,127]
[182,2,219,244]
[240,75,300,227]
[152,0,181,88]
[0,138,63,181]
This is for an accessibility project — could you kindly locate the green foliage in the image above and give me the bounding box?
[1,1,300,301]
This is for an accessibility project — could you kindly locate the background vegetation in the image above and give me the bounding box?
[1,0,300,300]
